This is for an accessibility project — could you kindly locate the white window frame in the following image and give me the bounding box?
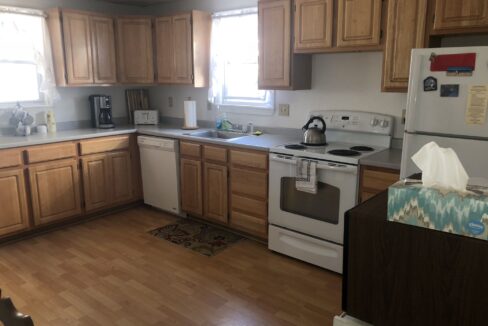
[209,8,275,116]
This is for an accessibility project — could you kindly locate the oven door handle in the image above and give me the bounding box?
[270,154,358,175]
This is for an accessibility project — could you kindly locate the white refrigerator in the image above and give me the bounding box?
[401,46,488,180]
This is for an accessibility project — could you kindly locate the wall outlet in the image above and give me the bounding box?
[168,96,174,108]
[278,104,290,116]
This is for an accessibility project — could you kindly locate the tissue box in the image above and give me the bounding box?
[388,181,488,240]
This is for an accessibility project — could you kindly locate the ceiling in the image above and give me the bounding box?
[97,0,175,7]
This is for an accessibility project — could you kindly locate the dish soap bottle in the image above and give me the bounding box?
[215,105,224,130]
[46,110,57,133]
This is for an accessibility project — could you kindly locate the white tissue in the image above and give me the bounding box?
[411,141,469,192]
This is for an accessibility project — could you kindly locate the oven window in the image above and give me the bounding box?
[280,177,340,224]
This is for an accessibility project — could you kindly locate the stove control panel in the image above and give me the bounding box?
[310,110,393,135]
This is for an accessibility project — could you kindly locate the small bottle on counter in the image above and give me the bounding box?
[46,110,57,133]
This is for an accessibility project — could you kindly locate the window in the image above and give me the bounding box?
[208,8,274,114]
[0,7,57,106]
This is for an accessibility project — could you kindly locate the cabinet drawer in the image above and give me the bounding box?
[362,168,399,192]
[26,142,77,163]
[203,145,227,163]
[231,168,268,199]
[180,141,202,158]
[231,194,267,217]
[230,210,267,238]
[80,135,130,155]
[0,148,23,168]
[230,149,267,170]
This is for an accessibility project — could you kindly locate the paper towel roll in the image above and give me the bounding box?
[184,100,197,128]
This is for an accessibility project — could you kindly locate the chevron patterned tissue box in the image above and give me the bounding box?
[387,180,488,240]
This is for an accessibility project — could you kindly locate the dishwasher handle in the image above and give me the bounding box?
[270,154,358,175]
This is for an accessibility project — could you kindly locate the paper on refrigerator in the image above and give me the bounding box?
[465,85,488,125]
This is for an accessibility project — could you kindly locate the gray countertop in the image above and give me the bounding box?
[360,148,403,170]
[136,125,299,151]
[0,126,138,149]
[0,124,299,152]
[0,124,403,169]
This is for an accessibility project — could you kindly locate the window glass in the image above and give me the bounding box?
[209,8,274,112]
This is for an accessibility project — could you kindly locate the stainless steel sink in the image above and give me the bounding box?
[186,130,247,140]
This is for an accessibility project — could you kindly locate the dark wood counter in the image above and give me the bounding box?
[343,191,488,326]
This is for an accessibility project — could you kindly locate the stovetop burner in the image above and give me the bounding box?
[285,144,307,150]
[328,149,361,157]
[350,146,374,152]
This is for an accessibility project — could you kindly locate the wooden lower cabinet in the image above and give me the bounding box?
[230,149,269,239]
[359,165,400,203]
[82,151,133,211]
[29,158,82,226]
[179,141,269,239]
[0,168,30,236]
[180,157,203,216]
[108,151,133,205]
[82,154,111,212]
[203,162,228,224]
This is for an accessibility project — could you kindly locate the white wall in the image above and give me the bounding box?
[0,0,143,128]
[146,0,407,138]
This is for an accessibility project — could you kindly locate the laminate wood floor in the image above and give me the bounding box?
[0,206,342,326]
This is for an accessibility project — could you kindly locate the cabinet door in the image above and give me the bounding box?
[107,151,133,205]
[433,0,488,31]
[172,13,193,84]
[180,158,203,216]
[62,11,93,85]
[0,169,30,237]
[155,17,174,83]
[294,0,333,51]
[29,159,82,226]
[336,0,382,48]
[382,0,427,92]
[203,163,228,224]
[81,154,111,212]
[91,15,117,84]
[258,0,291,88]
[116,17,154,84]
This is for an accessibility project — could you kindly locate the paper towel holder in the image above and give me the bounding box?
[182,97,199,130]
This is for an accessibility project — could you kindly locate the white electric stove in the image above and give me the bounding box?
[268,110,394,273]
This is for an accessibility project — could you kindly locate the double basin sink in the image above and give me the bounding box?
[183,130,248,141]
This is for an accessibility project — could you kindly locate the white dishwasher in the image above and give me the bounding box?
[138,136,181,215]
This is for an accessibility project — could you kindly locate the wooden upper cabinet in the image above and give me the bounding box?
[382,0,427,92]
[294,0,333,52]
[172,13,193,84]
[155,17,173,83]
[433,0,488,32]
[48,8,117,86]
[259,0,312,90]
[336,0,382,48]
[0,169,30,237]
[116,17,154,84]
[29,159,82,226]
[91,15,117,84]
[155,11,211,87]
[259,0,291,88]
[61,11,93,85]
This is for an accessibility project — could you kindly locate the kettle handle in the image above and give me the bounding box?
[302,116,327,133]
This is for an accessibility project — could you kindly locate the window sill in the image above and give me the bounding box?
[219,104,275,116]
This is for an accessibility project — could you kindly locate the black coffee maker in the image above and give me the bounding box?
[89,95,115,129]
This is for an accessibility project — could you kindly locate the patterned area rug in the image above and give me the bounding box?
[149,219,243,256]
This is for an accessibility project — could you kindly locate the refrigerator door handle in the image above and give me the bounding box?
[405,53,423,133]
